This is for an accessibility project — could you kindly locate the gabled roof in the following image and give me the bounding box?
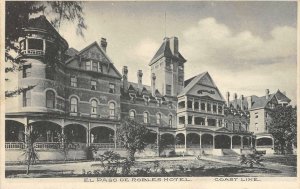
[274,90,291,103]
[65,41,122,79]
[149,37,186,65]
[65,48,79,57]
[250,95,275,109]
[178,72,207,96]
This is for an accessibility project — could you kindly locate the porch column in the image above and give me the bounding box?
[157,132,159,156]
[216,119,219,127]
[205,116,208,126]
[192,115,195,125]
[61,126,64,144]
[25,38,28,54]
[230,135,233,149]
[114,125,117,149]
[272,138,275,150]
[88,122,91,146]
[212,134,215,149]
[241,136,243,149]
[184,133,187,150]
[199,133,202,149]
[192,98,194,110]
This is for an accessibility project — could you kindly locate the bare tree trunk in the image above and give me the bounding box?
[128,149,136,162]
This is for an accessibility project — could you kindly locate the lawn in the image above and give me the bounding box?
[262,155,297,166]
[5,158,289,178]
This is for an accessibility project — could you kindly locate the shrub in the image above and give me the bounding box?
[239,151,264,168]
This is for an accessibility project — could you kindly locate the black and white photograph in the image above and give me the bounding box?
[2,0,298,188]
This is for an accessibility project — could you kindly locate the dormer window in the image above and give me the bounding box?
[85,61,91,70]
[92,62,98,71]
[109,83,115,93]
[156,98,162,106]
[129,93,136,101]
[143,95,149,105]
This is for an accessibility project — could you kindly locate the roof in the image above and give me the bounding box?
[26,16,68,50]
[178,72,207,96]
[274,90,291,103]
[65,48,79,57]
[149,37,186,65]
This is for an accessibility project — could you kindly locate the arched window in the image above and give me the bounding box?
[70,97,78,113]
[169,115,173,126]
[143,112,149,123]
[156,113,162,125]
[46,90,55,108]
[91,100,97,116]
[109,102,115,118]
[129,110,135,119]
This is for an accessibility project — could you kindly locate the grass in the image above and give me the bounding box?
[262,155,297,166]
[5,158,289,178]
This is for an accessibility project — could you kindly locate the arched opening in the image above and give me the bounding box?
[186,133,200,148]
[46,90,55,108]
[91,126,115,149]
[175,133,185,148]
[160,133,175,149]
[31,121,62,142]
[232,136,241,149]
[144,131,157,149]
[64,124,87,143]
[257,137,273,147]
[243,136,250,148]
[5,120,25,148]
[215,135,231,149]
[201,134,213,148]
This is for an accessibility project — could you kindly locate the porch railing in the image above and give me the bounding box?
[90,143,115,149]
[175,144,185,149]
[256,145,273,148]
[34,142,61,149]
[5,142,25,149]
[187,144,200,149]
[232,145,241,149]
[201,144,213,149]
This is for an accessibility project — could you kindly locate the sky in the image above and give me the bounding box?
[57,1,297,105]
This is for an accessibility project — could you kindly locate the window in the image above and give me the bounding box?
[70,97,78,113]
[225,122,228,128]
[178,76,183,85]
[188,116,193,124]
[23,90,31,107]
[46,90,55,108]
[218,105,223,114]
[195,117,205,125]
[85,61,91,70]
[129,110,135,119]
[178,101,185,109]
[255,123,258,131]
[239,123,242,131]
[255,115,258,118]
[232,123,235,131]
[207,103,211,112]
[212,105,217,113]
[194,102,199,110]
[71,76,77,87]
[201,103,206,111]
[218,120,223,127]
[91,80,97,90]
[91,100,97,116]
[22,66,31,78]
[98,62,102,72]
[143,112,149,123]
[92,62,98,71]
[187,100,193,109]
[169,115,173,126]
[28,38,43,50]
[156,113,161,124]
[166,85,171,95]
[109,102,115,118]
[109,83,115,93]
[179,116,185,124]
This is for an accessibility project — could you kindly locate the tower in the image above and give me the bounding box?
[149,37,186,97]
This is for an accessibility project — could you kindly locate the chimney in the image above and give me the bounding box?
[240,95,244,111]
[151,73,156,96]
[122,66,128,92]
[247,96,252,109]
[169,37,179,56]
[137,70,143,93]
[265,89,270,99]
[234,93,238,109]
[100,38,107,52]
[226,92,230,107]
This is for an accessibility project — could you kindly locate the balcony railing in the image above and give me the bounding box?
[5,142,25,149]
[22,49,45,56]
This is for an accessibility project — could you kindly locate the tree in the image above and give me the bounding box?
[22,125,40,175]
[5,1,87,98]
[56,132,72,162]
[269,105,297,154]
[117,118,151,161]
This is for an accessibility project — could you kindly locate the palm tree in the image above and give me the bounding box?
[23,125,40,175]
